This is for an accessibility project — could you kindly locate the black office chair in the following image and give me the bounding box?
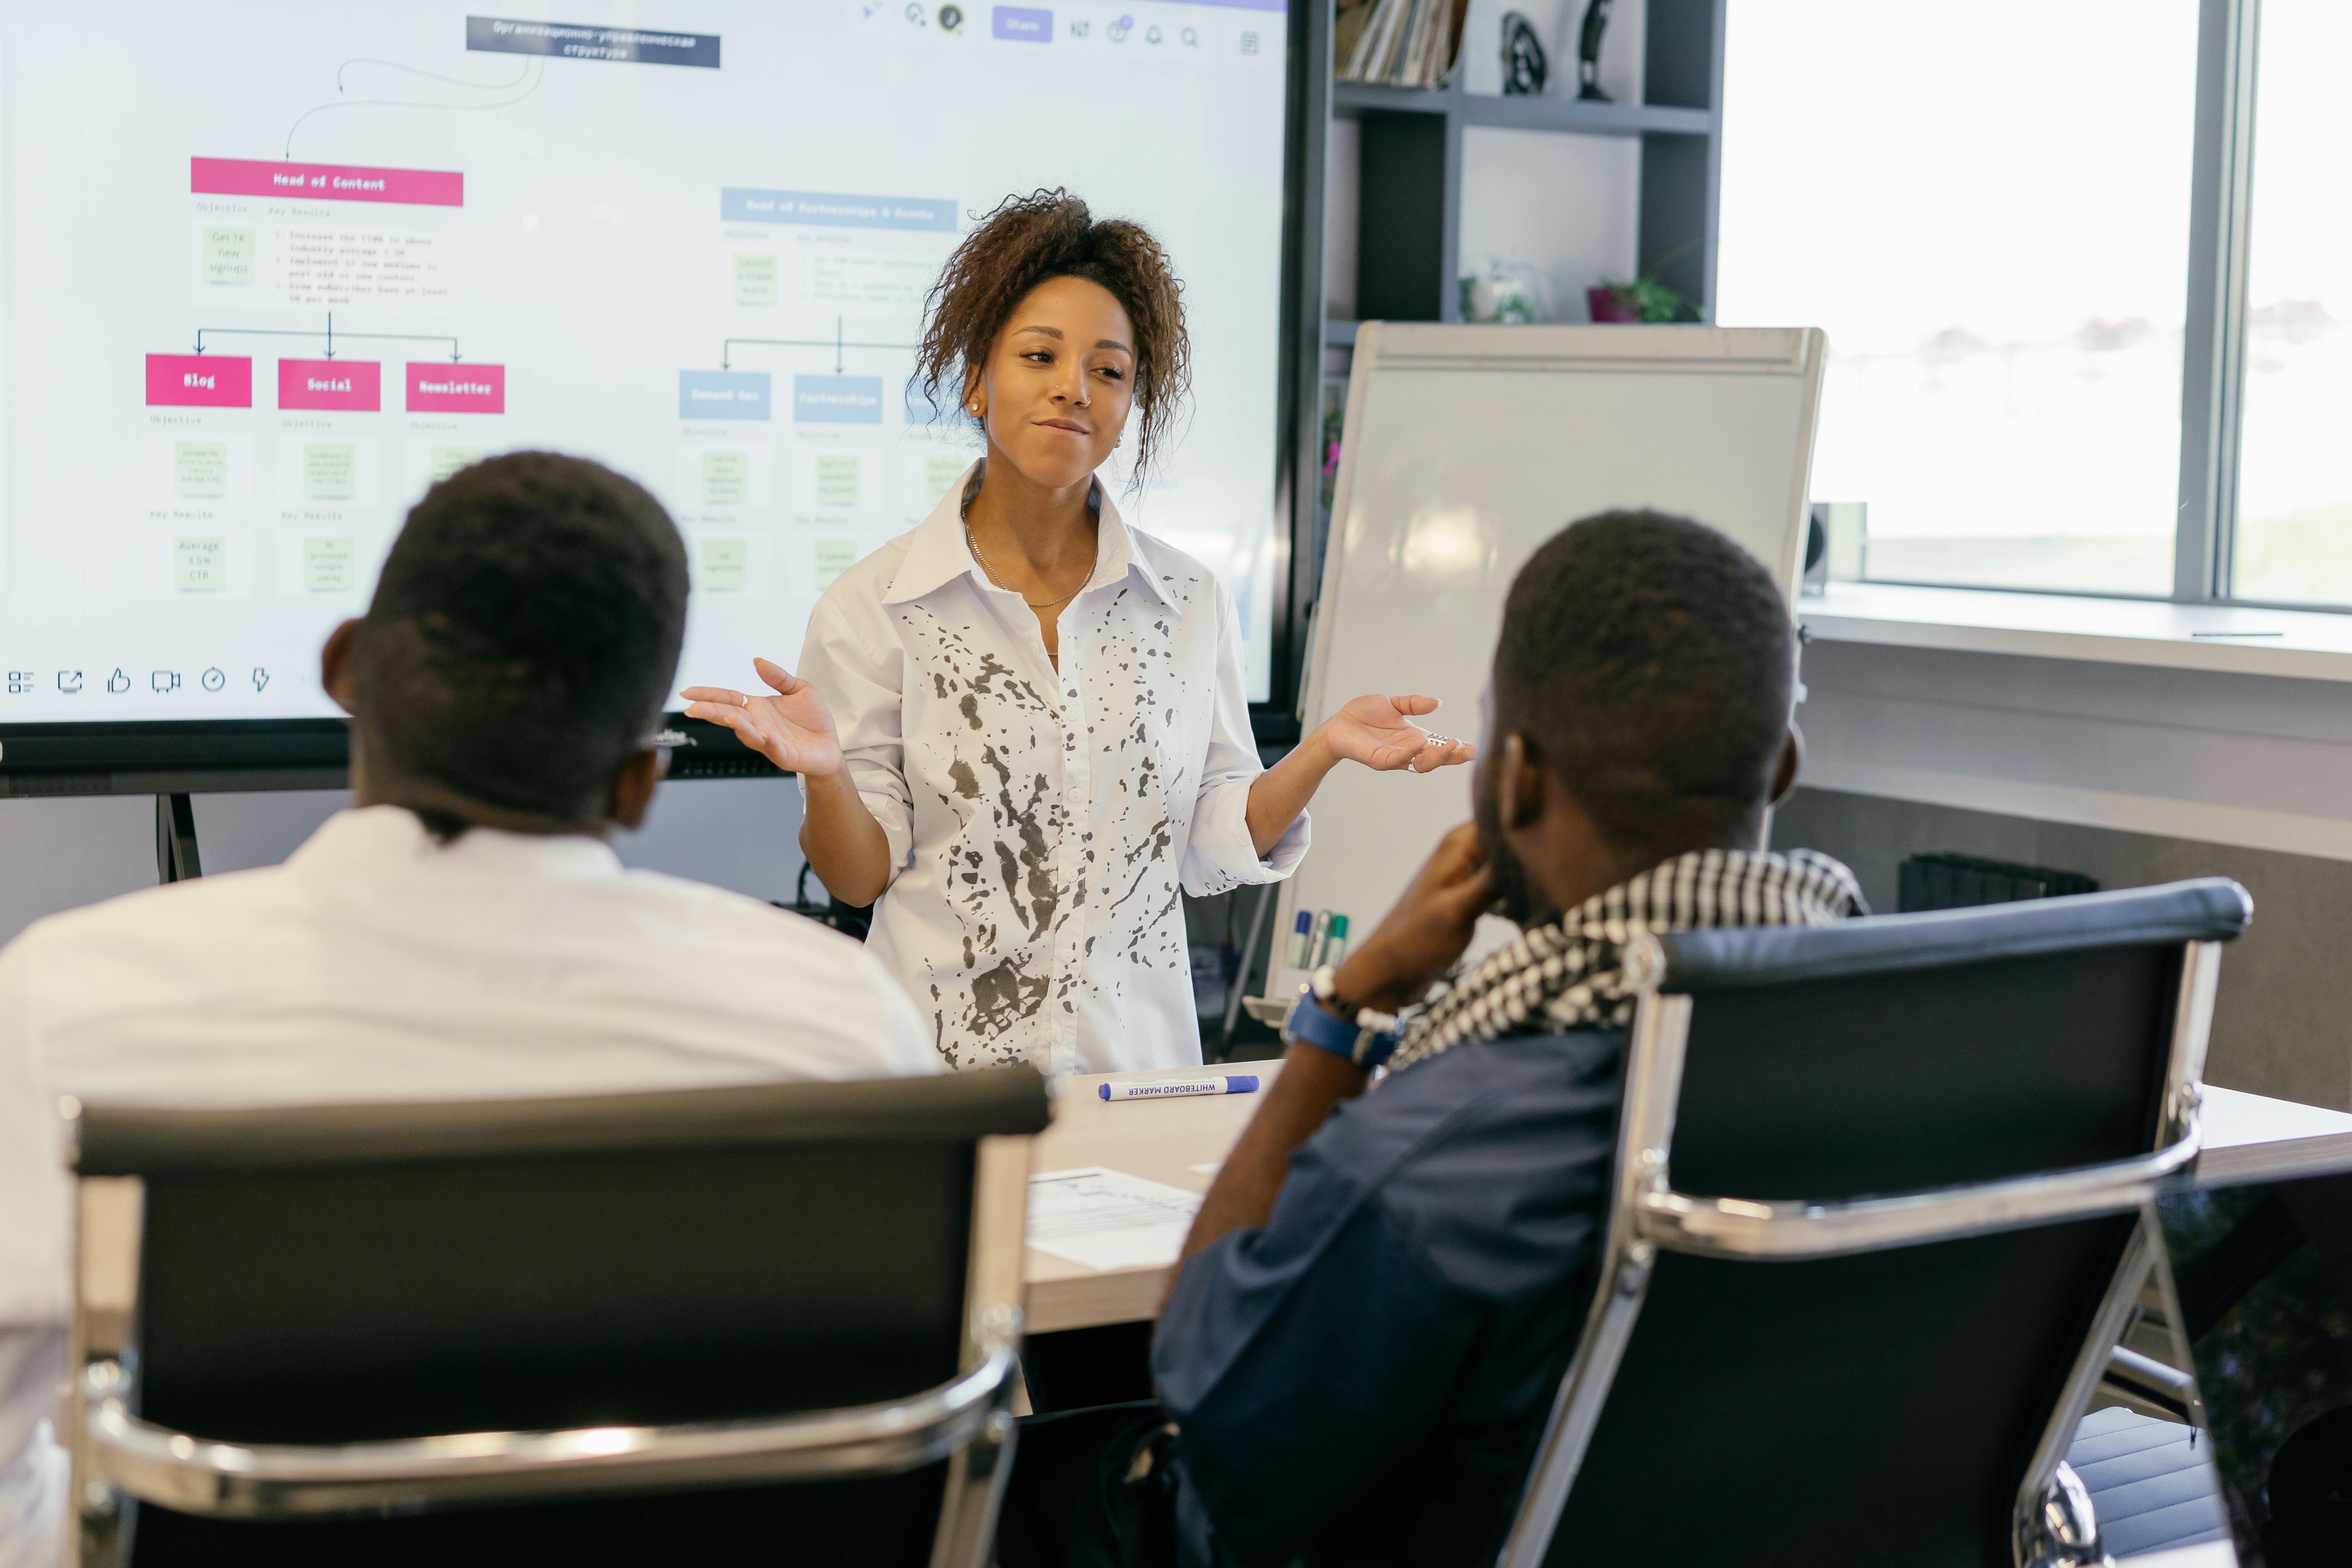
[63,1067,1048,1567]
[1495,878,2250,1568]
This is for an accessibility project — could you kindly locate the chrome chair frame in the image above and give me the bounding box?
[65,1108,1036,1568]
[1494,935,2225,1568]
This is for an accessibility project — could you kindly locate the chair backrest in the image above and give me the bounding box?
[68,1067,1047,1567]
[1502,878,2250,1568]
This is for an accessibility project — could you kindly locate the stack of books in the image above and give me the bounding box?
[1335,0,1470,88]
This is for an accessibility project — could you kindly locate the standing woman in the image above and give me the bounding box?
[686,191,1470,1073]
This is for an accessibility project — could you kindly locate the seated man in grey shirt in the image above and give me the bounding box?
[0,454,934,1566]
[998,509,1866,1568]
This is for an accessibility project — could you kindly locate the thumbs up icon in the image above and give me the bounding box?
[107,669,130,694]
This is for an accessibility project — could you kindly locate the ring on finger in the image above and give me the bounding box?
[739,692,751,708]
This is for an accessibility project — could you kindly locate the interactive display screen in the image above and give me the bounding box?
[0,0,1290,730]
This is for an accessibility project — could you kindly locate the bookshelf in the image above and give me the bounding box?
[1326,0,1726,331]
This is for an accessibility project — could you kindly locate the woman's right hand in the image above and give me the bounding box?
[682,657,844,778]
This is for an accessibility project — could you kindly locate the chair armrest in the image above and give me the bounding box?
[82,1309,1020,1520]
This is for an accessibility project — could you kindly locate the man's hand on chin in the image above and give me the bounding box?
[1170,825,1495,1285]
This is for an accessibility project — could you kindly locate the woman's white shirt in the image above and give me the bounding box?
[797,467,1307,1074]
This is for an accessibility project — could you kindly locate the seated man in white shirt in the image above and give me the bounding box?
[0,451,936,1566]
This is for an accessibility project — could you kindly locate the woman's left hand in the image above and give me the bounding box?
[1318,693,1477,773]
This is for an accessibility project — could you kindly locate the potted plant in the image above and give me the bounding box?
[1588,256,1693,323]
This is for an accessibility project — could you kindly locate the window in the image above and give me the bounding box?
[1716,1,2201,598]
[2230,0,2352,606]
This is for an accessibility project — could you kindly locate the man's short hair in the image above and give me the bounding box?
[354,452,688,822]
[1494,509,1794,850]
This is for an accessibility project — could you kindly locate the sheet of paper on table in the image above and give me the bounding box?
[1027,1166,1204,1272]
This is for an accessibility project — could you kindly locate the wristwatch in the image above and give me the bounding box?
[1280,965,1405,1069]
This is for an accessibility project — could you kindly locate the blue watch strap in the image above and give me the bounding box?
[1280,985,1401,1068]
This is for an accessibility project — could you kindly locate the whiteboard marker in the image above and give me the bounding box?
[1099,1075,1262,1101]
[1287,909,1313,967]
[1319,913,1350,966]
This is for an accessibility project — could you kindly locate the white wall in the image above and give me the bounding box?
[1457,127,1640,320]
[1798,639,2352,863]
[0,776,808,947]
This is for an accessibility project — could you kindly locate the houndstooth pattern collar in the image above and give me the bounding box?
[1385,848,1866,1073]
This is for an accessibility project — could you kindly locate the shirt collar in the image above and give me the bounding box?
[289,804,626,881]
[881,458,1178,611]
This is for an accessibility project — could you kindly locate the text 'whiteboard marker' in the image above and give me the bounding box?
[1099,1076,1261,1102]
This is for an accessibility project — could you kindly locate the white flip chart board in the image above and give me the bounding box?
[1270,323,1827,1002]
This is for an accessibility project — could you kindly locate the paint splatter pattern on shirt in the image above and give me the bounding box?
[894,577,1205,1070]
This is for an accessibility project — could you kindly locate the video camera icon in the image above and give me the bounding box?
[152,670,180,694]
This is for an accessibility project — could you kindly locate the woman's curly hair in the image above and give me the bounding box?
[913,189,1191,486]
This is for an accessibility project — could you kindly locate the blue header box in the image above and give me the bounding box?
[795,376,884,425]
[679,370,771,420]
[721,189,957,232]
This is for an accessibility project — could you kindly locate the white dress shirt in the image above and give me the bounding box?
[798,465,1306,1075]
[0,804,938,1559]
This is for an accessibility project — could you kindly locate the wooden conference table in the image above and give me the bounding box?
[1018,1062,2352,1336]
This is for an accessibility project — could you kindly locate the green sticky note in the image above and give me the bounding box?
[733,252,779,307]
[702,450,751,507]
[303,444,356,501]
[429,446,482,484]
[701,538,748,592]
[924,453,969,508]
[814,539,860,590]
[203,228,255,285]
[814,453,860,509]
[173,442,228,499]
[173,536,227,592]
[303,536,356,592]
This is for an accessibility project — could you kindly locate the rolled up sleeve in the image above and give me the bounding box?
[795,595,917,883]
[1180,585,1308,898]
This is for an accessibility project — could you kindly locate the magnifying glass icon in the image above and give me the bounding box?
[1180,25,1197,44]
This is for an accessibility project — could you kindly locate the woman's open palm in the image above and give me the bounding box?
[1322,693,1477,773]
[681,657,844,777]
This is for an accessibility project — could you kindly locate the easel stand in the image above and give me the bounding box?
[156,793,201,883]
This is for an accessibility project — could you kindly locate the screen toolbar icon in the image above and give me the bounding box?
[57,671,82,694]
[107,670,130,694]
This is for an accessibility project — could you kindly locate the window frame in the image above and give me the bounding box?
[2174,0,2263,606]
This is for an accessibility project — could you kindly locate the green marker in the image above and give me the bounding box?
[1320,913,1350,967]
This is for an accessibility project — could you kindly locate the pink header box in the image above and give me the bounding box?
[406,363,505,414]
[145,354,251,408]
[191,157,464,208]
[278,359,381,412]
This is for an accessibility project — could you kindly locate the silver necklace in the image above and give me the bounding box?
[964,518,1087,610]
